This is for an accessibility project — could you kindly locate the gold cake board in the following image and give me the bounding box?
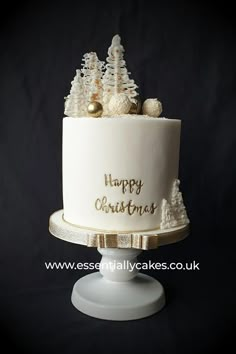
[49,210,189,250]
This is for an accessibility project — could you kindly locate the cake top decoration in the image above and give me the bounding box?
[102,34,138,114]
[64,34,162,118]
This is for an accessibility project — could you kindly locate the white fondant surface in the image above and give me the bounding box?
[63,116,181,232]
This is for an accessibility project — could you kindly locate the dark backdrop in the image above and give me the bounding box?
[0,1,235,353]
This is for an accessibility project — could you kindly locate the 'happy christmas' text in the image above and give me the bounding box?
[95,196,157,216]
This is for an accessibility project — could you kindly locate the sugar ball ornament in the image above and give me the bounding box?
[87,101,103,118]
[108,93,132,115]
[142,98,163,117]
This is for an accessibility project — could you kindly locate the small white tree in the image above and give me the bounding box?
[64,69,85,117]
[81,52,104,105]
[160,199,177,230]
[102,34,138,114]
[170,179,189,226]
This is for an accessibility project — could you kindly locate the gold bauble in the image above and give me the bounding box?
[129,96,142,114]
[87,101,103,118]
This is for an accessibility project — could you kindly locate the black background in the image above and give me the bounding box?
[0,1,235,353]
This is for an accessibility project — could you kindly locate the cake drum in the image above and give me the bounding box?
[49,210,189,321]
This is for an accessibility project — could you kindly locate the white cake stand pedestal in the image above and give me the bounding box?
[71,248,165,321]
[49,210,189,321]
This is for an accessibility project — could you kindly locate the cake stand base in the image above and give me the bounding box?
[71,248,165,321]
[71,272,165,321]
[49,211,189,321]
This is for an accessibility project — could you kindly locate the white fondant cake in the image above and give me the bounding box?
[61,34,190,233]
[62,116,181,232]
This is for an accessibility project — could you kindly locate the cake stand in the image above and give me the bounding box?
[49,210,189,321]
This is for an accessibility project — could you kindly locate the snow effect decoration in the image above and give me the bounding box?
[108,93,132,115]
[160,179,189,230]
[102,34,138,114]
[142,98,162,117]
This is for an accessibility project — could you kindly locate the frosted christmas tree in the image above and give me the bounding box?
[160,179,189,229]
[81,52,104,105]
[102,34,138,114]
[170,179,189,226]
[64,69,85,117]
[64,34,142,117]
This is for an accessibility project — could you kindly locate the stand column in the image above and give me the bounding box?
[99,248,141,281]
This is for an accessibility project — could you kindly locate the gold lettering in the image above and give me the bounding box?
[104,174,144,195]
[95,196,158,216]
[127,200,136,215]
[95,198,102,210]
[129,179,136,194]
[113,179,119,187]
[99,174,157,217]
[104,174,112,187]
[150,203,158,214]
[122,180,129,194]
[136,180,144,195]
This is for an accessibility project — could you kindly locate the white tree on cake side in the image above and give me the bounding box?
[170,179,189,226]
[64,69,85,117]
[160,199,178,230]
[102,34,138,114]
[81,52,104,106]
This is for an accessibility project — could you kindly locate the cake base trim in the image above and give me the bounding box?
[49,210,189,250]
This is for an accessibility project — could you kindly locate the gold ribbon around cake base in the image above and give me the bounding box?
[49,210,189,250]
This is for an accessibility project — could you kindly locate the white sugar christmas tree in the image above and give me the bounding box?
[160,179,189,229]
[81,52,104,105]
[64,35,139,117]
[170,179,189,226]
[102,34,138,114]
[160,199,178,230]
[64,69,85,117]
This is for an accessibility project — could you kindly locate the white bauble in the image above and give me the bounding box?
[142,98,163,117]
[108,93,132,115]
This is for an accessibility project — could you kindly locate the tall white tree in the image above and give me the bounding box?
[170,179,189,226]
[160,199,177,230]
[81,52,104,105]
[102,34,138,113]
[64,69,85,117]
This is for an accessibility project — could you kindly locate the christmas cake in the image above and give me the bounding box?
[62,35,189,232]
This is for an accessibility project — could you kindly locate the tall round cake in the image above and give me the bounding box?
[62,34,189,233]
[63,116,181,232]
